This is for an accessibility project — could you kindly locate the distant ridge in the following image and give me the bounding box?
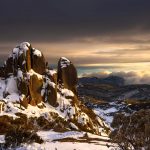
[79,76,125,87]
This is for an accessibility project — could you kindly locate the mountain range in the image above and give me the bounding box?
[78,76,150,125]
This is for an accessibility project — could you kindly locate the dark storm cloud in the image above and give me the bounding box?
[1,0,150,68]
[0,0,150,42]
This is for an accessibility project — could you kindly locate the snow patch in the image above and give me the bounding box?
[94,107,118,125]
[19,42,30,51]
[0,135,5,144]
[70,122,79,130]
[33,49,42,57]
[60,57,71,68]
[47,69,56,76]
[6,93,20,102]
[5,76,18,94]
[15,131,115,150]
[61,88,74,97]
[17,69,23,79]
[0,79,6,99]
[28,69,43,79]
[37,130,83,142]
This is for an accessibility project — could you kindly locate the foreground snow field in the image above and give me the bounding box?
[0,131,118,150]
[15,131,118,150]
[16,142,115,150]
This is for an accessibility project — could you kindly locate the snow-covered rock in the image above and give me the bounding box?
[0,42,110,148]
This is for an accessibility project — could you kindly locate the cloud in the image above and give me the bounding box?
[0,0,150,42]
[1,0,150,67]
[81,70,150,85]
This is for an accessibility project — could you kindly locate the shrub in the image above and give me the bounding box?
[4,127,43,149]
[110,109,150,150]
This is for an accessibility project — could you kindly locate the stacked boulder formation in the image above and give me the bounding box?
[1,42,57,107]
[0,42,109,135]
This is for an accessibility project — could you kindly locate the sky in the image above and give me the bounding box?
[1,0,150,77]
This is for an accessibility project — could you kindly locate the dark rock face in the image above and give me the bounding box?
[28,74,43,105]
[46,84,57,107]
[5,57,14,76]
[17,53,27,73]
[25,45,32,72]
[57,57,78,95]
[32,49,46,74]
[0,67,5,77]
[17,78,28,96]
[41,75,58,107]
[20,96,29,108]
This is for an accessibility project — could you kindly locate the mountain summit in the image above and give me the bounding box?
[0,42,109,138]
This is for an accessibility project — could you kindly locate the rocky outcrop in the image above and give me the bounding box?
[57,57,78,95]
[0,42,110,136]
[28,73,43,106]
[31,48,46,74]
[1,42,51,106]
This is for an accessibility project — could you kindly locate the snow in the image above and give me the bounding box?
[48,70,56,76]
[0,135,5,144]
[60,57,71,68]
[5,76,18,94]
[118,90,139,100]
[61,57,70,62]
[0,101,4,113]
[16,142,115,150]
[94,107,118,125]
[70,122,79,130]
[0,100,58,119]
[12,47,19,55]
[28,69,43,79]
[19,42,30,51]
[9,42,30,59]
[6,93,20,102]
[57,94,72,112]
[41,77,56,99]
[19,94,26,101]
[103,107,118,114]
[67,106,76,118]
[45,77,56,88]
[37,131,84,142]
[61,88,74,97]
[22,60,26,65]
[41,88,45,97]
[56,89,75,118]
[33,49,42,57]
[16,103,57,118]
[0,79,6,99]
[15,131,117,150]
[17,69,23,79]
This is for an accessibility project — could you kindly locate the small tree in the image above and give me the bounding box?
[110,109,150,150]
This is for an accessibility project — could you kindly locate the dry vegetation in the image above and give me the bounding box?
[110,109,150,150]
